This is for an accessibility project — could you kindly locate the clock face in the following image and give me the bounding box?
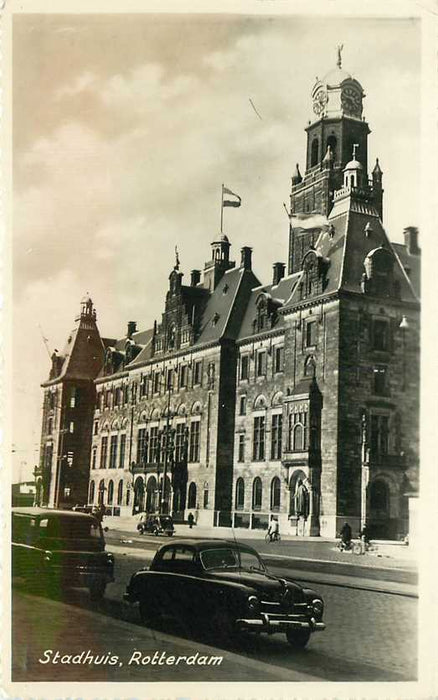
[313,89,328,116]
[341,86,362,115]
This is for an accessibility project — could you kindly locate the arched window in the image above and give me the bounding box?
[98,479,105,505]
[293,424,304,450]
[203,482,209,508]
[270,477,281,511]
[89,480,95,504]
[235,478,245,510]
[288,411,308,451]
[311,138,319,167]
[326,135,337,162]
[252,477,263,511]
[188,482,197,509]
[117,479,123,505]
[107,480,114,505]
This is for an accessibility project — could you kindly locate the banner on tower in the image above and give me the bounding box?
[290,212,329,230]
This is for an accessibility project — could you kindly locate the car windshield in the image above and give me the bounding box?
[200,547,265,572]
[38,516,103,541]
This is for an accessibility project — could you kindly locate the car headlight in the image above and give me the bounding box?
[247,595,260,612]
[312,598,324,618]
[44,551,52,563]
[106,553,114,564]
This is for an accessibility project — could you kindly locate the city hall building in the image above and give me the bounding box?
[36,55,420,539]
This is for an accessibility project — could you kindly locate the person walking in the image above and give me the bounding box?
[339,521,352,550]
[187,512,194,529]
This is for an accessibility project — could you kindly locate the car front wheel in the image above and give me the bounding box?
[286,629,311,649]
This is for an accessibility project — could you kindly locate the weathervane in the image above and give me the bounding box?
[337,44,344,68]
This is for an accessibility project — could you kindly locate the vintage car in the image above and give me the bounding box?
[12,507,115,600]
[137,514,174,537]
[124,539,325,647]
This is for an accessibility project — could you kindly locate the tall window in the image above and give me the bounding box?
[140,375,148,398]
[193,360,202,386]
[235,478,245,510]
[238,434,245,462]
[373,366,388,395]
[153,372,160,394]
[100,436,108,469]
[373,320,389,351]
[253,416,266,461]
[239,395,247,416]
[91,446,97,471]
[188,482,197,509]
[137,428,147,464]
[288,411,308,451]
[240,355,249,381]
[119,434,126,469]
[270,477,281,511]
[89,481,95,504]
[203,483,209,508]
[189,421,200,462]
[107,480,114,505]
[370,414,389,457]
[175,423,186,462]
[271,414,283,460]
[306,320,317,347]
[69,387,77,408]
[252,477,263,511]
[274,346,284,373]
[149,426,159,463]
[256,351,267,377]
[109,435,118,469]
[117,479,123,505]
[180,365,188,389]
[311,138,319,167]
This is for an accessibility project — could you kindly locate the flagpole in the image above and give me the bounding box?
[220,183,224,233]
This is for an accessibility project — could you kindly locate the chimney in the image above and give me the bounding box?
[240,246,252,270]
[272,262,285,286]
[190,269,201,286]
[127,321,137,338]
[403,227,420,256]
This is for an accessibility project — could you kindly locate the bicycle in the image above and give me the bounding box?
[265,531,281,543]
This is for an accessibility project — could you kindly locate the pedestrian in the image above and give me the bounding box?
[268,515,279,542]
[187,512,194,529]
[339,521,352,550]
[359,522,370,553]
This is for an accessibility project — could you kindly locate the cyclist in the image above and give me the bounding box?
[268,516,280,542]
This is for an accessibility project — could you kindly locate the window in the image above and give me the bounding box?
[109,435,118,469]
[306,320,317,347]
[189,421,200,462]
[288,411,308,451]
[69,421,75,434]
[140,375,148,398]
[117,479,123,505]
[107,480,114,505]
[370,414,389,457]
[235,478,245,510]
[119,434,126,469]
[193,360,202,386]
[115,387,122,406]
[252,477,263,511]
[91,446,97,471]
[105,390,112,409]
[207,363,215,389]
[165,368,173,391]
[238,434,245,462]
[93,421,99,436]
[89,481,95,504]
[311,138,319,167]
[99,392,104,410]
[149,426,159,463]
[239,395,247,416]
[47,417,53,435]
[203,483,209,508]
[100,437,108,469]
[256,351,267,377]
[188,482,197,509]
[240,355,249,381]
[253,416,266,461]
[373,366,388,395]
[373,320,389,351]
[274,346,284,373]
[137,428,147,464]
[175,423,187,462]
[180,365,188,389]
[270,477,281,511]
[271,414,283,460]
[153,372,160,394]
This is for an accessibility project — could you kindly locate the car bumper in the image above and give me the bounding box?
[236,613,325,633]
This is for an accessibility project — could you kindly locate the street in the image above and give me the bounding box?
[11,534,417,683]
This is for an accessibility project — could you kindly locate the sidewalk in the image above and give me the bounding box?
[103,515,417,566]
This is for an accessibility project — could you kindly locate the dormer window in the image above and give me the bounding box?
[301,249,329,299]
[362,247,395,297]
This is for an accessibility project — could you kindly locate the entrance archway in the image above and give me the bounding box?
[133,476,145,513]
[369,478,390,538]
[146,476,158,513]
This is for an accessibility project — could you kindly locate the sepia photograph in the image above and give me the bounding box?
[5,1,436,697]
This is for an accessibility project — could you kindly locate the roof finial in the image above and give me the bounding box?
[174,245,180,271]
[337,43,343,68]
[352,143,359,160]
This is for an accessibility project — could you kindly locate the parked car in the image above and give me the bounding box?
[124,539,325,647]
[12,507,115,601]
[137,514,174,537]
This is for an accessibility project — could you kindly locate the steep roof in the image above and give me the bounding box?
[391,242,421,299]
[237,273,300,341]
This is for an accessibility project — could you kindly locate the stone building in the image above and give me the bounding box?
[38,54,420,539]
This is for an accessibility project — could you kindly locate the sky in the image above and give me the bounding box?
[12,12,421,481]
